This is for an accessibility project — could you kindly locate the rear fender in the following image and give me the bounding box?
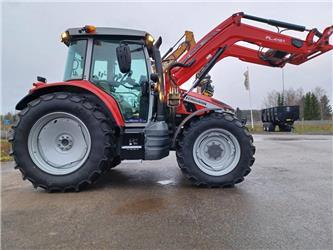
[16,80,125,127]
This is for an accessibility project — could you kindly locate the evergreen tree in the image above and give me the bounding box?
[304,92,321,120]
[277,93,284,106]
[320,95,332,119]
[310,93,321,120]
[303,92,312,120]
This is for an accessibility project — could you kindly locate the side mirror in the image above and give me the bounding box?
[116,44,131,73]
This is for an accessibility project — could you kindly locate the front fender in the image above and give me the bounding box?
[16,80,125,127]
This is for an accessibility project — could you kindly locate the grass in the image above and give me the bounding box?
[293,123,333,134]
[247,122,333,134]
[1,140,13,162]
[246,124,263,133]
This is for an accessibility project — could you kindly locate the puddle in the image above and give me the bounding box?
[157,180,174,185]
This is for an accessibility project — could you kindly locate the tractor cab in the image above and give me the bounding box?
[61,26,155,125]
[60,26,170,161]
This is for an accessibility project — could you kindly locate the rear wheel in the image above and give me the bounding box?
[176,112,255,187]
[10,92,117,192]
[268,122,275,132]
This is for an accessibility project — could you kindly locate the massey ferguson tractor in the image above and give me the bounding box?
[10,13,333,191]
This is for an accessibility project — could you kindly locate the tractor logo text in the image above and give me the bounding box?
[185,96,207,107]
[265,35,286,43]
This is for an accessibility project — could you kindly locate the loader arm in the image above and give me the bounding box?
[162,31,196,72]
[170,12,333,87]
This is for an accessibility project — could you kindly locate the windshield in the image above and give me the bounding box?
[64,40,87,81]
[90,39,149,123]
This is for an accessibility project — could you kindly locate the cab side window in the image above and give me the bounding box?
[90,40,149,123]
[64,40,87,81]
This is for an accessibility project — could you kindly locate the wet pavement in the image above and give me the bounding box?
[1,134,332,249]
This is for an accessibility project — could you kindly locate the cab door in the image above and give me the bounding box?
[90,39,150,123]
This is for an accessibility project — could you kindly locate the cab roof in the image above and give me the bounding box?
[67,27,147,38]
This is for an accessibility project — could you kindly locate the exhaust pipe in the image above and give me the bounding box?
[152,37,165,121]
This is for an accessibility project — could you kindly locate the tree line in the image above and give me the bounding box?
[263,87,332,120]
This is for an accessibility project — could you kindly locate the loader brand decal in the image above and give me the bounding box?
[265,35,286,43]
[184,95,221,109]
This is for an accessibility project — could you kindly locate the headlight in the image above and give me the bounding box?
[145,33,155,48]
[60,31,70,44]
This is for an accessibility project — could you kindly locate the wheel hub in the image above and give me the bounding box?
[193,128,241,176]
[206,142,223,160]
[57,134,73,151]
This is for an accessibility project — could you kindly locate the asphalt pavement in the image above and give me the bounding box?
[1,134,332,250]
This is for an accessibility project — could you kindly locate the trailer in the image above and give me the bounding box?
[262,106,300,132]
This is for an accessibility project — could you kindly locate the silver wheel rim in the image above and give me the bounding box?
[28,112,91,175]
[193,128,241,176]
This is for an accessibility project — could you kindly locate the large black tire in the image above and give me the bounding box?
[176,112,255,187]
[109,156,121,169]
[268,122,275,132]
[9,92,117,192]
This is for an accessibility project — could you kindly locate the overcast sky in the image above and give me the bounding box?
[1,1,332,113]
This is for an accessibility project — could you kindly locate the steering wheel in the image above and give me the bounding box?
[94,80,114,93]
[119,72,140,89]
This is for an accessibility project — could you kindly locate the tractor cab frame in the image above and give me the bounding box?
[62,27,155,127]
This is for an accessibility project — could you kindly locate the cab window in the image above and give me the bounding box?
[90,40,149,123]
[64,40,87,81]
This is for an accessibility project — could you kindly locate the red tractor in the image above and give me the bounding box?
[10,13,333,191]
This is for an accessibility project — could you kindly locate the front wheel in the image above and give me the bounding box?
[176,112,255,187]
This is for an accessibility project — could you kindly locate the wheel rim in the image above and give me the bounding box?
[192,128,241,176]
[28,112,91,175]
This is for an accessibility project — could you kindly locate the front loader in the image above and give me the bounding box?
[10,12,333,191]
